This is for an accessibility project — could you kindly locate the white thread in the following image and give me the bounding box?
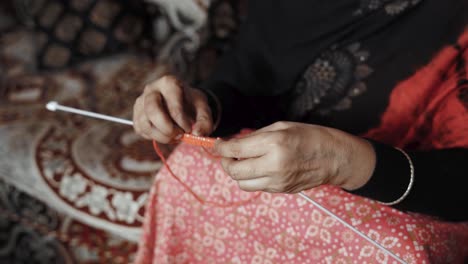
[46,101,407,264]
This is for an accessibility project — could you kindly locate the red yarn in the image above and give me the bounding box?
[152,139,261,207]
[363,30,468,150]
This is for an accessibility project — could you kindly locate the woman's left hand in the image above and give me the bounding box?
[214,122,376,193]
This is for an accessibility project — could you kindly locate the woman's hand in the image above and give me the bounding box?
[133,75,214,143]
[214,122,376,193]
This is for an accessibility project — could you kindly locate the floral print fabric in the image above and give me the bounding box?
[134,144,468,264]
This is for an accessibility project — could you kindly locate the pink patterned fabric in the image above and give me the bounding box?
[134,31,468,263]
[134,143,468,264]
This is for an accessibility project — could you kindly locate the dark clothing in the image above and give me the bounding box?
[201,0,468,221]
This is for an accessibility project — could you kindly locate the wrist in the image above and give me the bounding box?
[348,140,415,205]
[338,135,376,191]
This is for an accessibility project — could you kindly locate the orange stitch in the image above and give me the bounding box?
[180,133,217,148]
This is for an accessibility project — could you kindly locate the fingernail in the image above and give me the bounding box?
[175,134,183,140]
[192,126,201,136]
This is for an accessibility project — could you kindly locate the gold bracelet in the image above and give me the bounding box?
[380,147,415,206]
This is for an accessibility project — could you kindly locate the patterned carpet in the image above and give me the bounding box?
[0,178,138,263]
[0,35,166,262]
[0,26,172,263]
[0,0,241,262]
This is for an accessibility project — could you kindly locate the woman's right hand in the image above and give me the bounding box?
[133,75,214,143]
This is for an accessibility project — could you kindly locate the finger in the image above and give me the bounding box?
[132,96,145,135]
[134,120,152,140]
[237,177,271,192]
[149,125,174,143]
[138,117,172,143]
[144,92,183,138]
[227,122,290,142]
[192,93,213,136]
[157,76,193,132]
[221,157,267,181]
[133,97,155,140]
[214,134,270,159]
[253,122,293,137]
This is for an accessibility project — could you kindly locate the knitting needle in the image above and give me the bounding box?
[298,192,406,263]
[45,101,216,148]
[46,101,134,126]
[45,101,407,264]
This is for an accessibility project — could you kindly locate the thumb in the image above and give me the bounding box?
[191,93,214,136]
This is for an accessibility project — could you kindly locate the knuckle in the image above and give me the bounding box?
[246,167,257,178]
[196,113,210,123]
[144,102,157,117]
[145,97,163,114]
[225,162,237,176]
[132,120,142,133]
[143,91,157,105]
[170,114,186,129]
[160,75,183,92]
[220,158,230,170]
[229,170,241,181]
[276,130,289,141]
[273,121,290,130]
[169,104,184,118]
[134,98,144,112]
[222,160,242,181]
[141,134,152,140]
[135,95,143,105]
[238,182,254,192]
[264,183,283,193]
[168,85,184,98]
[278,175,291,188]
[269,132,288,149]
[271,152,288,170]
[143,84,153,93]
[156,136,171,144]
[161,74,178,85]
[158,120,176,135]
[228,143,242,158]
[264,188,279,193]
[141,125,153,136]
[133,105,141,120]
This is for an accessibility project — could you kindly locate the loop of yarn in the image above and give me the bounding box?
[152,137,261,208]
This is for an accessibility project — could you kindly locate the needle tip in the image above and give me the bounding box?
[46,101,58,111]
